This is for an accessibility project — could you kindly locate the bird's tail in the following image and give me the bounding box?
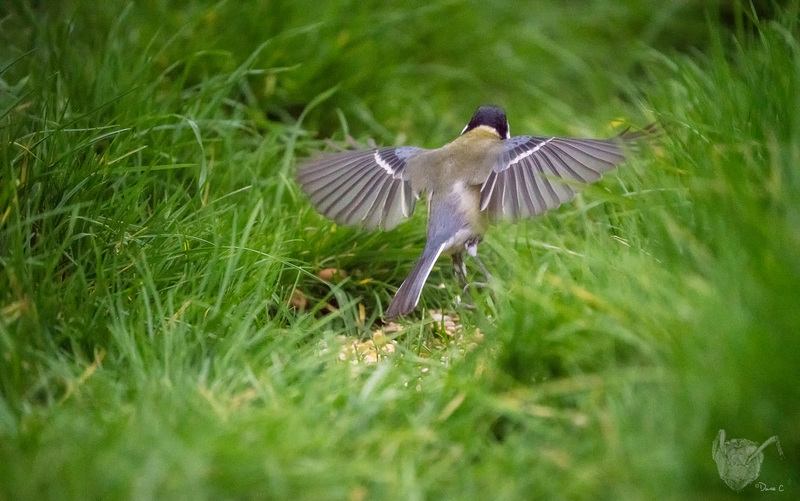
[385,241,446,320]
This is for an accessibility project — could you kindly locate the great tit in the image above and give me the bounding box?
[298,105,648,320]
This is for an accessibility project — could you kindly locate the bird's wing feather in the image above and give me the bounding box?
[297,146,424,231]
[479,129,646,220]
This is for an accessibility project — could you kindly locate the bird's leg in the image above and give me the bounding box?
[452,251,469,290]
[451,252,476,310]
[465,237,496,306]
[465,237,492,286]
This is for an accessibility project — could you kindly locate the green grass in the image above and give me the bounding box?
[1,1,798,499]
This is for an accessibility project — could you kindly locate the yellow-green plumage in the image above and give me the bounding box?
[296,105,649,319]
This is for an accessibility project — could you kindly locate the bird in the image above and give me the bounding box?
[297,105,649,320]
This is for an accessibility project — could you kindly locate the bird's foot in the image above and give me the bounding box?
[463,282,488,292]
[457,294,477,311]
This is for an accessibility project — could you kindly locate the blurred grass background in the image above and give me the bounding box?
[1,0,798,499]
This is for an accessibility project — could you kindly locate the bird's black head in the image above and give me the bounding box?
[461,105,509,139]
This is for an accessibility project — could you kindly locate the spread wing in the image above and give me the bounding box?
[297,146,425,231]
[480,129,648,220]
